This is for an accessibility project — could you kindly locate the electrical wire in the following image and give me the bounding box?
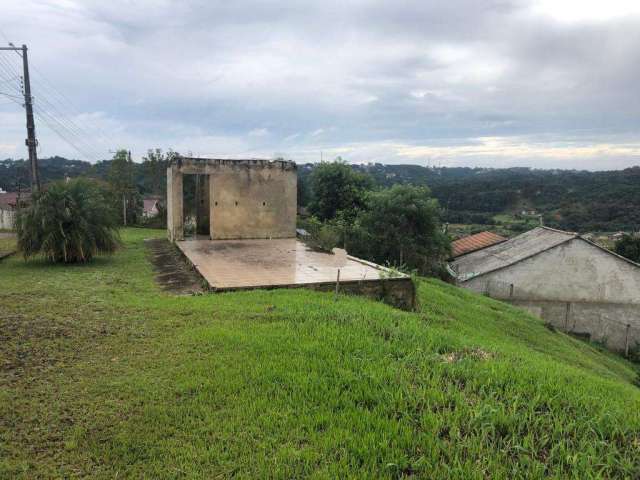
[33,108,100,162]
[34,105,103,162]
[0,38,112,162]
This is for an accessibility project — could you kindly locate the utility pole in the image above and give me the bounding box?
[122,150,132,226]
[0,44,40,192]
[22,45,39,192]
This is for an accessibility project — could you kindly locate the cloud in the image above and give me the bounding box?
[0,0,639,169]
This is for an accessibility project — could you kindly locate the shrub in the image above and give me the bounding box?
[614,234,640,263]
[300,217,341,252]
[16,179,121,263]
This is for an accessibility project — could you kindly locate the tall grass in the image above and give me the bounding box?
[0,228,638,478]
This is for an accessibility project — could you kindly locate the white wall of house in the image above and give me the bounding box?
[462,238,640,352]
[0,208,15,230]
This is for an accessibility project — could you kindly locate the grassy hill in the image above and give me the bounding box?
[1,229,639,478]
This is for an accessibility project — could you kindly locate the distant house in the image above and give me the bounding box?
[449,226,640,353]
[450,231,507,259]
[0,192,29,230]
[143,197,162,218]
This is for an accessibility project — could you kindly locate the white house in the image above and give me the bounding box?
[449,226,640,353]
[0,192,28,230]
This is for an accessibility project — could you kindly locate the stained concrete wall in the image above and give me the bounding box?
[167,158,296,241]
[462,238,640,352]
[306,277,416,311]
[208,160,297,239]
[0,208,15,230]
[510,299,639,352]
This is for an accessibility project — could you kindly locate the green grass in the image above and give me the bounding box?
[1,228,639,478]
[0,235,16,257]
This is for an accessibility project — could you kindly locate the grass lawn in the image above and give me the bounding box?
[1,228,639,478]
[0,235,16,257]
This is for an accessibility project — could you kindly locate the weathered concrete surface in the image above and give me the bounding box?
[457,232,640,353]
[207,160,296,239]
[167,157,296,241]
[306,277,416,311]
[463,238,640,304]
[510,299,639,352]
[175,238,415,310]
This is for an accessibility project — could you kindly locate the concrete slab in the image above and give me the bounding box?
[176,238,388,290]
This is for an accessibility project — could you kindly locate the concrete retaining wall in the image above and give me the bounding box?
[510,299,639,353]
[307,277,416,311]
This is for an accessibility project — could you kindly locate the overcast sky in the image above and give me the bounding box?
[1,0,640,169]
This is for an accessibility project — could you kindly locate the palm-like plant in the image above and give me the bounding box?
[16,179,121,263]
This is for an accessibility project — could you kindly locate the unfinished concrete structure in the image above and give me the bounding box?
[167,157,297,242]
[166,156,415,310]
[449,227,640,353]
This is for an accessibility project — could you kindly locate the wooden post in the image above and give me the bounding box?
[625,324,631,357]
[509,283,514,298]
[335,268,341,300]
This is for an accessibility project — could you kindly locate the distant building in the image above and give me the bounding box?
[449,226,640,353]
[0,192,29,230]
[450,231,507,259]
[143,197,162,218]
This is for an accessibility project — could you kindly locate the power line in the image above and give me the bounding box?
[1,37,112,163]
[30,68,113,149]
[34,105,103,162]
[33,108,99,162]
[33,95,105,159]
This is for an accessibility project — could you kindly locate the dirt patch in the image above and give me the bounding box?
[442,347,494,363]
[0,311,121,382]
[146,238,205,294]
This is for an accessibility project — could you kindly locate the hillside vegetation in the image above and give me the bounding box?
[1,229,639,478]
[4,157,640,232]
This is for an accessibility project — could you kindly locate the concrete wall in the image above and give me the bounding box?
[462,238,640,352]
[167,165,183,242]
[510,299,639,352]
[208,161,296,239]
[0,208,15,230]
[167,158,297,241]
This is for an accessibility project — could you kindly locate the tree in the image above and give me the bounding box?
[308,160,373,221]
[107,149,141,225]
[16,178,120,263]
[141,148,178,196]
[614,234,640,263]
[351,184,450,276]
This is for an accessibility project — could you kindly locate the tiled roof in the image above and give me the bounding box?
[451,231,507,258]
[450,227,576,280]
[143,198,159,213]
[0,192,30,210]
